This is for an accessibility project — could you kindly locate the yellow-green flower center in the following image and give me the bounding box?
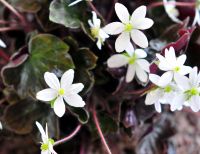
[58,88,65,95]
[124,23,133,32]
[185,88,199,100]
[91,27,99,38]
[164,85,172,93]
[173,66,180,72]
[128,54,137,64]
[40,138,55,151]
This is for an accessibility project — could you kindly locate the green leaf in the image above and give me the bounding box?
[2,34,75,98]
[3,98,55,135]
[67,107,89,124]
[49,0,87,29]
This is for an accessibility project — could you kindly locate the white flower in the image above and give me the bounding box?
[175,67,200,112]
[193,1,200,26]
[156,46,191,86]
[35,121,57,154]
[0,39,6,48]
[107,43,150,83]
[163,0,182,23]
[68,0,92,7]
[145,74,179,112]
[103,3,154,52]
[88,11,109,50]
[36,69,85,117]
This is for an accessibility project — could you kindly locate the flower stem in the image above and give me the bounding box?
[148,1,196,9]
[87,1,105,22]
[0,0,26,24]
[92,109,112,154]
[54,124,82,146]
[0,27,21,32]
[0,49,9,62]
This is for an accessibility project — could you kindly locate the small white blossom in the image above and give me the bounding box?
[163,0,182,23]
[35,121,57,154]
[156,46,191,86]
[0,39,6,48]
[174,67,200,112]
[68,0,92,7]
[107,43,150,83]
[103,3,154,52]
[145,74,179,112]
[36,69,85,117]
[88,11,109,50]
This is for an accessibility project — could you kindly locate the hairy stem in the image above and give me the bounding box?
[0,0,26,24]
[92,109,112,154]
[148,1,196,9]
[54,124,82,146]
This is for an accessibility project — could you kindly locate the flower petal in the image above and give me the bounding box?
[107,54,128,68]
[0,39,6,48]
[158,71,173,87]
[64,94,85,107]
[36,88,57,101]
[177,54,186,65]
[135,65,148,82]
[115,32,130,52]
[54,97,65,117]
[135,49,147,58]
[189,67,198,86]
[35,121,46,143]
[70,83,84,94]
[179,66,192,75]
[92,11,100,27]
[61,69,74,90]
[115,3,130,23]
[136,59,150,72]
[145,89,160,105]
[44,72,60,90]
[131,29,148,48]
[149,74,160,85]
[190,96,200,112]
[131,5,146,22]
[155,101,162,113]
[126,64,135,83]
[165,47,176,63]
[68,0,83,6]
[125,42,135,57]
[174,73,190,90]
[103,22,124,35]
[131,18,154,30]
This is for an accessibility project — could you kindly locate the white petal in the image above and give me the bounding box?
[115,3,130,23]
[41,150,48,154]
[44,72,60,90]
[179,66,192,75]
[36,88,57,101]
[99,29,109,39]
[190,96,200,112]
[158,71,173,87]
[70,83,84,94]
[174,73,190,90]
[64,94,85,107]
[96,39,102,50]
[135,49,147,58]
[49,143,57,154]
[125,42,135,57]
[131,29,148,48]
[126,64,135,83]
[177,54,186,66]
[92,11,100,27]
[149,74,160,85]
[61,69,74,90]
[131,6,147,22]
[131,18,154,30]
[170,94,184,111]
[136,59,150,72]
[192,9,200,26]
[189,67,198,86]
[103,22,124,35]
[0,39,6,48]
[156,53,165,62]
[107,54,128,68]
[145,89,160,105]
[155,101,162,113]
[68,0,83,6]
[35,121,46,143]
[53,97,66,117]
[135,65,148,83]
[115,32,130,52]
[165,47,176,63]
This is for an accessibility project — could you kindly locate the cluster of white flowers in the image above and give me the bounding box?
[145,47,200,113]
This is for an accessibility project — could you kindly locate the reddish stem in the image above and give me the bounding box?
[92,109,112,154]
[0,27,21,32]
[54,124,82,146]
[0,0,26,25]
[148,1,196,9]
[0,49,9,62]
